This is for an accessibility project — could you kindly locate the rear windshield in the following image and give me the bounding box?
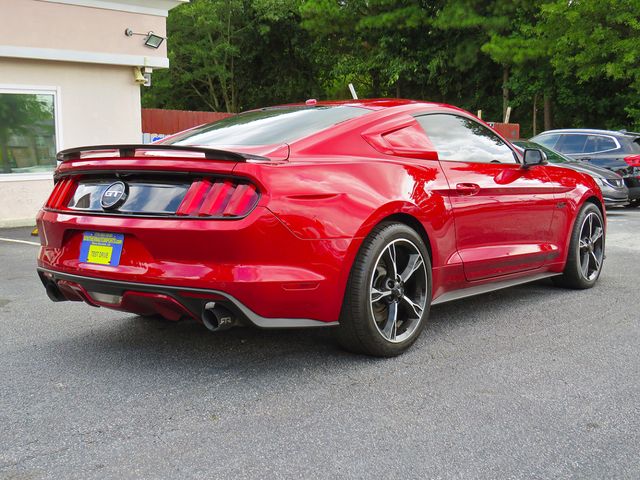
[163,106,370,147]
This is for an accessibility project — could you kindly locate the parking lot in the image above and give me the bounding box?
[1,209,639,479]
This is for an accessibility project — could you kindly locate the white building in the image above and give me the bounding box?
[0,0,186,227]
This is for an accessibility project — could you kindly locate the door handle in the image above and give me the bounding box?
[456,183,481,195]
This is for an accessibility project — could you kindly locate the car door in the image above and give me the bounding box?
[415,113,559,282]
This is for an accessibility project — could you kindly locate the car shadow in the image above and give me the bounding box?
[48,277,572,381]
[606,206,639,217]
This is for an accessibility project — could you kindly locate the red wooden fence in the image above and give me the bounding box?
[142,108,234,135]
[489,122,520,140]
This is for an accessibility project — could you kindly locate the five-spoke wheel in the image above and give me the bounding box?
[338,222,432,357]
[578,211,604,281]
[553,202,605,289]
[369,239,428,343]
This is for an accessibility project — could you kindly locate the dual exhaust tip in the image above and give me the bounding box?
[44,278,237,332]
[201,302,237,332]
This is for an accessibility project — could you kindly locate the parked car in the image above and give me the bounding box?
[37,100,605,357]
[531,129,640,206]
[513,140,628,207]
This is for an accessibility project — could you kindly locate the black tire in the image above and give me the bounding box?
[337,222,432,357]
[625,199,640,208]
[552,202,605,289]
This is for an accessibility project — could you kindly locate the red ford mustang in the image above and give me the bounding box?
[36,99,605,356]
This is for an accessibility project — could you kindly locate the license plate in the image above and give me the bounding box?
[79,231,124,266]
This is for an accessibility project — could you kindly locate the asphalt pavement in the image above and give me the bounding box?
[1,209,639,479]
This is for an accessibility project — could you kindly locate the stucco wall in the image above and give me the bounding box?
[0,58,142,227]
[0,0,168,61]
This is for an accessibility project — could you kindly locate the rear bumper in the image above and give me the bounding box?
[37,268,336,328]
[36,207,352,324]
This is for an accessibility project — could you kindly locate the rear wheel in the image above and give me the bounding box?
[553,202,605,289]
[338,222,432,357]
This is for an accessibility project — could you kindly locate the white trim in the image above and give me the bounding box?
[0,85,62,181]
[0,172,54,182]
[0,237,41,247]
[0,46,169,68]
[41,0,188,17]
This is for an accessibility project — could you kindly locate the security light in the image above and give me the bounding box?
[144,33,165,49]
[124,28,165,49]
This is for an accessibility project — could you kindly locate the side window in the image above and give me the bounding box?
[534,134,560,149]
[416,114,517,164]
[584,135,617,153]
[555,134,587,154]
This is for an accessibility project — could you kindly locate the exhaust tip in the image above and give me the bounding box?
[202,302,236,332]
[45,281,67,302]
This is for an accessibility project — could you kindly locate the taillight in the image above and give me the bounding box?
[624,155,640,167]
[45,178,76,210]
[176,178,259,218]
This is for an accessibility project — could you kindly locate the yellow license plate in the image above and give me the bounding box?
[87,244,113,265]
[79,231,124,266]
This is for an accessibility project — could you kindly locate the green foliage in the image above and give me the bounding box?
[143,0,640,131]
[0,94,53,173]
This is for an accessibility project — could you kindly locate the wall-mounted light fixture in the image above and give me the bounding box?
[124,28,165,49]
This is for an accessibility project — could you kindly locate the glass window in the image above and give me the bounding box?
[163,106,370,147]
[416,114,517,164]
[583,135,617,153]
[532,133,560,149]
[513,140,570,163]
[555,134,587,154]
[0,92,57,174]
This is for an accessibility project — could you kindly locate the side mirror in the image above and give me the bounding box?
[522,148,547,167]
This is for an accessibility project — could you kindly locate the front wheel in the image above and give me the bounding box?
[337,222,432,357]
[625,199,640,208]
[553,202,605,289]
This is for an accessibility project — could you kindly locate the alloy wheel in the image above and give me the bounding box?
[578,211,604,281]
[369,239,428,343]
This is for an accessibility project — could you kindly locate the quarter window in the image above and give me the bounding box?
[0,90,58,174]
[583,135,618,153]
[416,114,517,164]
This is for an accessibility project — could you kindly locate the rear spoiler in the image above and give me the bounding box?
[56,144,267,162]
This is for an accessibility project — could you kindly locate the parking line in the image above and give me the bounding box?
[0,237,40,247]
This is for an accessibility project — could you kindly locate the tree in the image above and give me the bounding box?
[0,94,52,173]
[143,0,320,113]
[539,0,640,128]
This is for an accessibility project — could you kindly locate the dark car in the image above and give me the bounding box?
[530,129,640,206]
[513,140,629,207]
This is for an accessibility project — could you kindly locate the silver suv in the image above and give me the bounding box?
[531,129,640,206]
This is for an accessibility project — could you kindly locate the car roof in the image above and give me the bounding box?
[535,128,639,139]
[273,98,458,112]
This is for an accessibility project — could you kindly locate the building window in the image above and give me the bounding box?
[0,89,59,176]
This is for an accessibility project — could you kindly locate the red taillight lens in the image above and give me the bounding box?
[45,178,76,209]
[624,155,640,167]
[176,178,259,218]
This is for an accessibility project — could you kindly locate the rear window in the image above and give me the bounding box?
[583,135,618,153]
[163,106,370,147]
